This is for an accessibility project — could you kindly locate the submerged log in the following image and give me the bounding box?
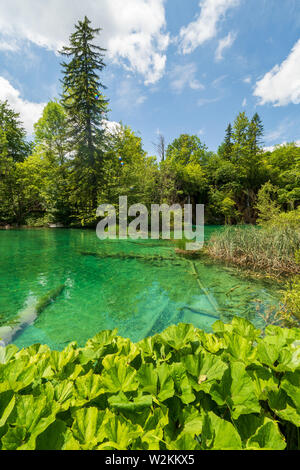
[0,285,65,346]
[80,251,184,264]
[189,261,221,318]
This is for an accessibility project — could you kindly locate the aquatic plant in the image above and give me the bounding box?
[207,225,300,276]
[0,318,299,450]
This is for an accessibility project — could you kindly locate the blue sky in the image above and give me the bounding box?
[0,0,300,156]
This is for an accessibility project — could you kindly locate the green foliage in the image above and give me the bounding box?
[1,19,299,228]
[265,207,300,230]
[0,100,32,224]
[256,182,281,224]
[264,143,300,211]
[278,251,300,325]
[0,318,299,450]
[99,125,159,210]
[0,100,31,163]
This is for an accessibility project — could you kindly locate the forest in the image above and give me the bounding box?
[0,17,299,230]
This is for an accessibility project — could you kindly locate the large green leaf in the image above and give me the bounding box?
[0,358,36,393]
[196,331,226,354]
[246,364,279,400]
[268,389,300,427]
[0,391,15,427]
[108,392,152,412]
[159,323,198,351]
[210,362,260,419]
[169,363,195,404]
[71,407,108,449]
[136,363,158,395]
[246,419,286,450]
[281,371,300,411]
[36,420,69,450]
[157,363,175,402]
[168,433,201,451]
[73,370,105,406]
[1,426,27,450]
[85,329,118,352]
[8,395,58,436]
[98,415,141,450]
[182,352,227,392]
[0,345,19,365]
[101,355,138,393]
[201,412,242,450]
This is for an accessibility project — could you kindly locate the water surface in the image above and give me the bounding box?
[0,228,281,350]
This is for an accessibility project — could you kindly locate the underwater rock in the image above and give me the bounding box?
[0,285,65,346]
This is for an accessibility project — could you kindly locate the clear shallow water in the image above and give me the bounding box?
[0,228,281,350]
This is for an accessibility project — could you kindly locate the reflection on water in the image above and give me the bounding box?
[0,228,281,350]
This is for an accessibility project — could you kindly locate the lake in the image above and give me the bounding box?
[0,227,281,350]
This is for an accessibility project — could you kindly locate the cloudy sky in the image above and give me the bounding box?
[0,0,300,155]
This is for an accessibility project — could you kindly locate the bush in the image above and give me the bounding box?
[265,207,300,230]
[0,318,299,450]
[25,215,53,228]
[278,251,300,325]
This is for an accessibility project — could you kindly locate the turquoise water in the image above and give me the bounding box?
[0,228,281,350]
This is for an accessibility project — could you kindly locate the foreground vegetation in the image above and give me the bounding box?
[0,318,299,450]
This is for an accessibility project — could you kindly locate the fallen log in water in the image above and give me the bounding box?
[80,251,184,264]
[146,307,183,338]
[0,285,65,346]
[189,261,222,318]
[182,306,219,320]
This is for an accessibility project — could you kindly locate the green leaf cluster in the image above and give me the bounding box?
[0,318,299,450]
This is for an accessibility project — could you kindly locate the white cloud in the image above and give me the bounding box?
[212,75,227,87]
[0,0,169,85]
[264,120,295,143]
[169,63,204,93]
[198,96,220,106]
[264,141,300,152]
[242,98,247,107]
[115,80,147,109]
[179,0,240,54]
[0,77,45,134]
[0,36,20,52]
[243,76,251,84]
[102,120,122,135]
[254,39,300,106]
[215,31,236,61]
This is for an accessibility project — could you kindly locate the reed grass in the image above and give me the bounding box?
[207,225,300,276]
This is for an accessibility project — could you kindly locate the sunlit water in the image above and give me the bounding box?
[0,228,281,350]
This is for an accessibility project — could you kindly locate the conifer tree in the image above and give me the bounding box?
[60,17,108,164]
[0,100,31,162]
[59,16,109,224]
[223,123,233,160]
[249,112,264,154]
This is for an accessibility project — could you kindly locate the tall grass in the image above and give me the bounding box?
[207,225,300,276]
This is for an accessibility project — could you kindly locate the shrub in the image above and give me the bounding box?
[0,318,299,450]
[278,251,300,325]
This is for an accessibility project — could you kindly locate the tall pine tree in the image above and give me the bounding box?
[59,17,108,224]
[249,112,264,154]
[223,123,233,160]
